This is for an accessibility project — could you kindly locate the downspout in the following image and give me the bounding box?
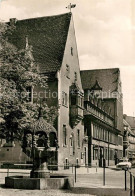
[108,130,109,166]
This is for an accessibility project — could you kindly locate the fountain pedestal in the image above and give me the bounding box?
[30,162,50,178]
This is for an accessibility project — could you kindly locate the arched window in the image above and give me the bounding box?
[36,132,47,147]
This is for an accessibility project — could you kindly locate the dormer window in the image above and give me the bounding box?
[66,64,70,78]
[71,47,73,56]
[90,80,102,98]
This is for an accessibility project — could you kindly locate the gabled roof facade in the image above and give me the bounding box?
[80,68,120,94]
[123,119,134,136]
[8,13,71,73]
[124,115,135,129]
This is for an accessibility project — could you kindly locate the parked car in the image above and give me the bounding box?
[116,158,131,170]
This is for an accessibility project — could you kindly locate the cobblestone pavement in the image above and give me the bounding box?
[0,167,132,196]
[0,189,96,196]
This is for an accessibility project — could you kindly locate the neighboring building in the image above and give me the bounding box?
[123,115,135,161]
[123,115,135,133]
[80,69,123,166]
[0,13,85,167]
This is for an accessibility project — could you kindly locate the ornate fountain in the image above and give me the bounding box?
[5,108,74,190]
[22,107,58,178]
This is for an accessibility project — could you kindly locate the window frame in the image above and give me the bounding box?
[74,71,77,82]
[62,91,68,107]
[66,64,70,79]
[63,125,67,146]
[71,47,73,56]
[77,129,80,148]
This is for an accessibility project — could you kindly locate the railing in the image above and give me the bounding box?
[85,102,114,126]
[125,169,135,196]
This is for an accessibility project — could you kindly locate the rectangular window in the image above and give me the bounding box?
[63,125,67,146]
[77,129,80,147]
[70,137,73,147]
[66,64,70,78]
[71,95,76,105]
[109,149,114,160]
[96,126,98,139]
[93,146,98,160]
[105,130,108,142]
[64,158,69,169]
[100,128,103,140]
[74,72,77,81]
[118,136,123,146]
[93,124,96,138]
[62,92,68,106]
[76,158,79,167]
[71,47,73,56]
[105,148,108,160]
[81,97,83,108]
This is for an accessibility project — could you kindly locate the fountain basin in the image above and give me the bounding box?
[5,175,74,190]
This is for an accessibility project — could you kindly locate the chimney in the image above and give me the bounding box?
[10,18,17,26]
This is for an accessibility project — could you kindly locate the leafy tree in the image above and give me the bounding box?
[0,21,58,143]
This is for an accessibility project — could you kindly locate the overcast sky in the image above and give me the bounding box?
[0,0,135,116]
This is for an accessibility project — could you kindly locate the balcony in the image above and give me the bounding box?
[84,102,114,126]
[70,105,83,128]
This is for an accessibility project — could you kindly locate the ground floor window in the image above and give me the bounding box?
[64,158,69,169]
[76,158,79,167]
[93,146,98,160]
[109,149,114,160]
[104,148,108,160]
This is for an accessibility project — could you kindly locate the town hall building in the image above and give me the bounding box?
[0,12,86,167]
[80,69,123,166]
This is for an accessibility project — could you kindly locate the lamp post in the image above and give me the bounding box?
[32,130,36,172]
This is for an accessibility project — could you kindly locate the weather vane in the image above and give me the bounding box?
[66,3,76,12]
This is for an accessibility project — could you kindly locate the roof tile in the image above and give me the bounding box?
[8,13,71,73]
[80,68,120,93]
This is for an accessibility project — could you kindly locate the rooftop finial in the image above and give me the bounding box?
[66,3,76,12]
